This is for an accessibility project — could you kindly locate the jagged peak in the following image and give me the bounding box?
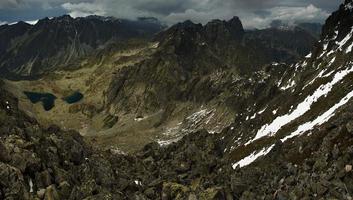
[51,14,73,22]
[174,20,200,29]
[227,16,243,29]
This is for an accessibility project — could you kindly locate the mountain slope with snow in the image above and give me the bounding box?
[223,0,353,172]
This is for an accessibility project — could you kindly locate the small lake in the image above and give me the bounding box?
[24,91,57,111]
[63,91,84,104]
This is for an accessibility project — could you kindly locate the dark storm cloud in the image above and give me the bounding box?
[0,0,343,28]
[133,1,189,15]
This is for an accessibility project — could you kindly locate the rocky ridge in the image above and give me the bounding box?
[0,15,165,78]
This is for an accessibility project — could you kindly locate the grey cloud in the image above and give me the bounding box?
[0,0,343,28]
[0,0,23,9]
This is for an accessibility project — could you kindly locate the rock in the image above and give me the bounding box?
[0,163,30,199]
[276,191,289,200]
[199,187,224,200]
[143,156,154,165]
[47,125,61,135]
[44,185,60,200]
[188,193,197,200]
[315,183,328,196]
[0,140,11,162]
[58,181,71,198]
[144,188,155,198]
[346,122,353,133]
[345,165,352,173]
[176,162,190,173]
[53,167,70,184]
[313,157,327,171]
[37,189,46,199]
[39,170,52,187]
[162,182,190,200]
[89,156,115,187]
[70,141,84,165]
[231,176,247,194]
[331,145,340,159]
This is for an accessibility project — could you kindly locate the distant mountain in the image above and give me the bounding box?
[0,15,165,78]
[296,22,322,38]
[270,20,322,38]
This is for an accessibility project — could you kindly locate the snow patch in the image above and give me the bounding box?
[337,27,353,51]
[5,101,10,110]
[329,57,336,66]
[29,179,33,193]
[280,79,296,91]
[232,145,275,169]
[151,42,159,48]
[345,2,353,10]
[346,42,353,53]
[25,20,39,25]
[272,109,278,115]
[257,107,267,115]
[250,113,257,120]
[134,180,142,186]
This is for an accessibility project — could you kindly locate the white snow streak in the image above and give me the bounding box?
[29,179,33,193]
[337,27,353,51]
[346,42,353,53]
[280,80,296,91]
[232,145,275,169]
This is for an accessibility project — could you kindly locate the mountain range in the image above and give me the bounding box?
[1,0,353,199]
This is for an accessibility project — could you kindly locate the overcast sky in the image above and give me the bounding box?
[0,0,343,28]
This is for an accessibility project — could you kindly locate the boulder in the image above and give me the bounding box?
[44,185,60,200]
[345,165,352,173]
[0,163,30,199]
[199,187,224,200]
[58,181,71,199]
[346,122,353,133]
[37,188,46,199]
[0,141,10,162]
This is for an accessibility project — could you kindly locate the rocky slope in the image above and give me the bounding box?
[0,15,165,78]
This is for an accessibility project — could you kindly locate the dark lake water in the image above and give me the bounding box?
[24,91,57,111]
[63,91,84,104]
